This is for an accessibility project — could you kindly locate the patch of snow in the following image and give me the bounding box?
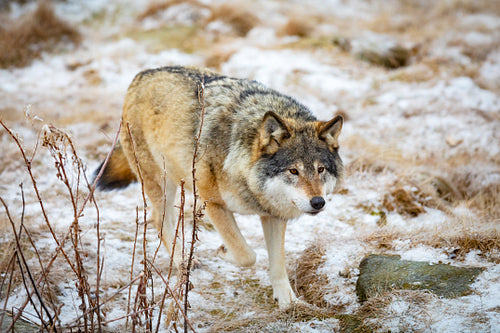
[139,3,210,30]
[479,48,500,90]
[398,244,449,264]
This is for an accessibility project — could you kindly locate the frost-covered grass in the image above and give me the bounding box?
[1,0,499,332]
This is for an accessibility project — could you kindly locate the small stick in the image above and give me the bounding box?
[183,76,207,332]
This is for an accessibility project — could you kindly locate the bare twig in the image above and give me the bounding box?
[127,206,141,330]
[0,251,16,330]
[125,122,154,332]
[183,76,207,333]
[0,197,55,331]
[70,272,145,326]
[0,120,76,276]
[0,120,122,331]
[148,259,196,332]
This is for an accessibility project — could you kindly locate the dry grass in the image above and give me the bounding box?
[382,184,430,217]
[424,165,500,221]
[206,242,347,332]
[354,290,436,331]
[0,95,208,330]
[452,176,500,221]
[204,48,235,69]
[289,242,348,312]
[277,16,315,38]
[357,45,414,69]
[290,243,330,308]
[364,231,400,251]
[139,1,260,37]
[468,184,500,221]
[347,156,389,175]
[428,229,500,263]
[208,3,259,37]
[137,0,208,21]
[0,0,81,68]
[342,135,406,175]
[367,0,500,37]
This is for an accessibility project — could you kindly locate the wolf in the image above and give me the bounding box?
[95,66,343,308]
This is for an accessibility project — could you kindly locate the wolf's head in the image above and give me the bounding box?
[251,111,344,219]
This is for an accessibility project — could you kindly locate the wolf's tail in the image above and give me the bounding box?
[94,142,136,191]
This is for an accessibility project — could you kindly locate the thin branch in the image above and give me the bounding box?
[0,120,76,275]
[183,76,207,333]
[0,197,55,331]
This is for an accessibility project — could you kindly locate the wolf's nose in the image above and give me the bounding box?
[310,196,325,210]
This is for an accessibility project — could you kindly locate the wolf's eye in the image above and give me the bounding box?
[289,168,299,175]
[318,167,325,174]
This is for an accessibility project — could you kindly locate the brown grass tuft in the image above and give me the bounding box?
[204,48,235,69]
[0,0,81,68]
[469,183,500,221]
[290,243,341,310]
[137,0,208,21]
[357,45,413,69]
[432,230,500,262]
[208,4,259,37]
[382,181,436,217]
[277,16,314,37]
[354,290,436,331]
[445,170,500,220]
[347,156,388,174]
[364,231,400,251]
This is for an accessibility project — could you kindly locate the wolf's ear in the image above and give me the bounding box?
[319,115,343,150]
[259,111,291,155]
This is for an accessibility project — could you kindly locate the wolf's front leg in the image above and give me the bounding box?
[205,203,256,267]
[261,216,298,308]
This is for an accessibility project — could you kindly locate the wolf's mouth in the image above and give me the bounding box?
[292,201,323,215]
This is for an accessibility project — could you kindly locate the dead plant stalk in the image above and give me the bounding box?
[0,119,121,331]
[183,77,207,333]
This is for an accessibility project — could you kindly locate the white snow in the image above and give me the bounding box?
[1,0,499,332]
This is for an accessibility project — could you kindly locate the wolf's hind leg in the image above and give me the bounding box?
[261,216,298,308]
[205,203,256,267]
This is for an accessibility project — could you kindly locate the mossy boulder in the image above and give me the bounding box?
[0,311,40,332]
[356,254,484,302]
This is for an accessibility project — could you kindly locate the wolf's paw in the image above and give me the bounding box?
[216,245,256,267]
[272,280,298,309]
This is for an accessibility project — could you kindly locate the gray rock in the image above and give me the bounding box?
[0,311,40,332]
[356,254,484,302]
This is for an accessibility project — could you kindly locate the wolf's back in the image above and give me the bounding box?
[94,143,136,190]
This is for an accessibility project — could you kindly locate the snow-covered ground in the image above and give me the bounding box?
[1,0,499,332]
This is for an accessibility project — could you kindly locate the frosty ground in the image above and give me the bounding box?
[1,0,499,332]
